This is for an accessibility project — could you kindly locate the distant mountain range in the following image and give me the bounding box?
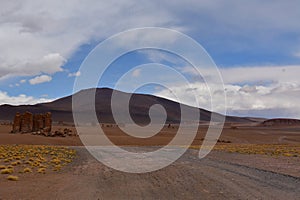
[0,88,261,124]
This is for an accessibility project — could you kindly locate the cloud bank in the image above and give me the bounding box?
[1,0,300,80]
[29,75,52,85]
[0,91,54,105]
[0,0,300,118]
[154,65,300,118]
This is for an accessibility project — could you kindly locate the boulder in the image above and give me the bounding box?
[12,112,52,134]
[22,112,33,133]
[12,112,21,133]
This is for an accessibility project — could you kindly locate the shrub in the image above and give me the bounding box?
[7,175,19,181]
[1,168,13,174]
[37,168,46,174]
[23,168,32,173]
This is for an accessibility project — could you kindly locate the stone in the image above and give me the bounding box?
[11,112,52,134]
[63,128,74,136]
[20,112,33,133]
[44,112,52,133]
[11,112,76,137]
[12,112,21,133]
[33,114,44,132]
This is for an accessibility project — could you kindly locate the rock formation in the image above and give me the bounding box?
[11,111,77,137]
[12,112,52,134]
[31,128,76,137]
[11,111,76,137]
[44,112,52,133]
[20,112,33,133]
[12,112,21,133]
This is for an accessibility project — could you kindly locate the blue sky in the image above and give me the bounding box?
[0,0,300,118]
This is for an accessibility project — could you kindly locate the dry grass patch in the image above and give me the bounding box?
[0,145,76,181]
[7,175,19,181]
[37,168,46,174]
[23,167,32,173]
[190,144,300,157]
[1,168,14,174]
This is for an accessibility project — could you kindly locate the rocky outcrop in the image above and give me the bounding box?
[260,118,300,127]
[12,112,52,133]
[32,114,44,132]
[11,111,76,137]
[32,128,76,137]
[12,112,22,133]
[44,112,52,132]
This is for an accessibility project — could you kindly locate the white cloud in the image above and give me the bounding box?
[68,71,81,77]
[219,65,300,84]
[154,81,300,119]
[29,75,52,85]
[239,85,258,93]
[0,91,54,105]
[2,1,299,81]
[0,0,176,81]
[20,79,26,84]
[131,69,141,77]
[179,65,300,85]
[152,65,300,118]
[294,51,300,58]
[40,94,49,98]
[138,49,186,67]
[1,0,300,118]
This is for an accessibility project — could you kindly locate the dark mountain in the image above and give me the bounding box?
[0,88,254,124]
[260,118,300,127]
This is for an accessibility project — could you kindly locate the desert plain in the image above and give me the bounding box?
[0,121,299,200]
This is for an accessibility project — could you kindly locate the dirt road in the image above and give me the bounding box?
[0,147,299,200]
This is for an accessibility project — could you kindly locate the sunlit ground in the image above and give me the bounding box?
[189,144,300,157]
[0,145,76,181]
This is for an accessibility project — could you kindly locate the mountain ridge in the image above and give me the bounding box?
[0,88,260,124]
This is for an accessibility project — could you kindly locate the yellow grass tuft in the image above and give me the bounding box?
[7,175,19,181]
[1,168,14,174]
[204,144,300,157]
[23,167,32,173]
[0,145,76,176]
[51,158,61,165]
[37,168,46,174]
[0,165,6,169]
[14,156,21,160]
[11,161,21,166]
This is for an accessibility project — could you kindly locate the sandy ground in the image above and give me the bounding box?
[0,124,299,199]
[1,124,300,146]
[0,125,82,146]
[0,147,299,200]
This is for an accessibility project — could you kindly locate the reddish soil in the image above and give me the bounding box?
[1,124,300,146]
[0,148,299,200]
[0,123,299,199]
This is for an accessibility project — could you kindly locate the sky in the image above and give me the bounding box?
[0,0,300,119]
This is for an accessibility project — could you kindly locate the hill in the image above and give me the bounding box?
[260,118,300,127]
[0,88,254,124]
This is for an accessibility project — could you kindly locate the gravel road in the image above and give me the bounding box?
[1,147,299,200]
